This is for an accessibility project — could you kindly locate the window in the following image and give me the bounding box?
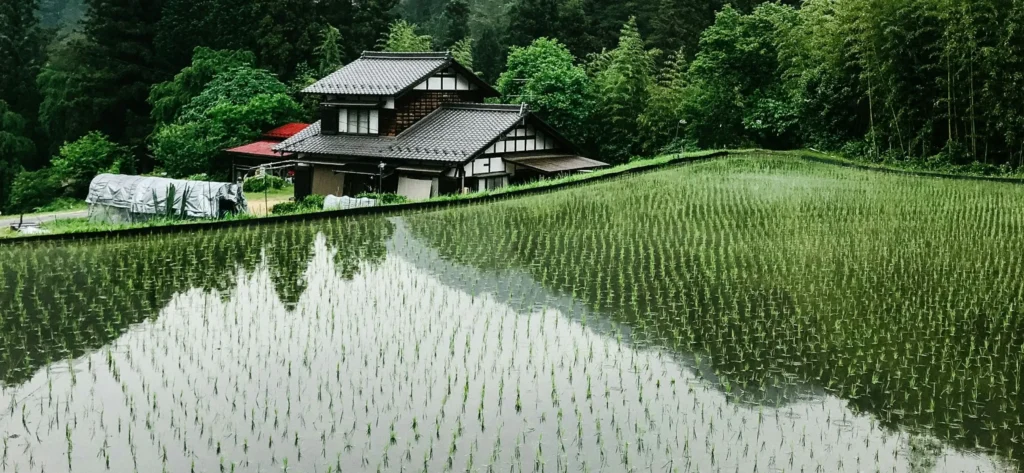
[479,176,508,192]
[342,108,378,134]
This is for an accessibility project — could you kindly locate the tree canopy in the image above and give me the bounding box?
[8,0,1024,212]
[497,38,592,145]
[381,20,434,52]
[152,64,302,178]
[0,102,37,209]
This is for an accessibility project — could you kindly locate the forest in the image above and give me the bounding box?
[3,0,1024,213]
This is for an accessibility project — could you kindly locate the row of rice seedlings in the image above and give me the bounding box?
[0,152,1019,472]
[7,230,1005,472]
[407,153,1024,467]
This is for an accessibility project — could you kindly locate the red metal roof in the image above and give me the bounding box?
[225,140,293,158]
[262,123,309,140]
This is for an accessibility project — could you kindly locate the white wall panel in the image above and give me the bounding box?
[490,157,504,172]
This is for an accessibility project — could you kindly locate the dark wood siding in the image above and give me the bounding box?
[384,90,485,136]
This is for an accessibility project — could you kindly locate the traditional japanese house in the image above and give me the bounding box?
[273,51,607,199]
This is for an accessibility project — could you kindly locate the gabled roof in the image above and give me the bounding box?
[262,123,309,140]
[273,103,529,163]
[303,51,497,97]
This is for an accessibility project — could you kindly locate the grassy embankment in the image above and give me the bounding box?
[3,149,1022,240]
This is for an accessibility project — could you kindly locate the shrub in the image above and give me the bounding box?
[51,131,129,198]
[243,175,287,193]
[36,197,83,213]
[271,194,325,215]
[356,192,409,205]
[8,168,63,213]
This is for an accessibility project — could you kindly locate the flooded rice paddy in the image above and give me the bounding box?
[1,155,1022,472]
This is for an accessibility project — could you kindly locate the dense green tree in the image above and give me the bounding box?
[36,37,103,157]
[153,65,302,177]
[590,18,657,162]
[0,102,37,210]
[497,38,593,145]
[506,0,562,48]
[7,168,62,213]
[0,0,46,121]
[451,38,475,70]
[984,1,1024,167]
[679,4,799,149]
[555,0,592,59]
[50,131,129,197]
[313,0,359,61]
[439,0,471,48]
[638,50,689,153]
[149,48,258,126]
[779,0,866,150]
[176,66,292,123]
[381,20,434,52]
[13,0,1024,178]
[355,0,401,53]
[469,5,508,83]
[400,0,447,35]
[251,0,320,77]
[648,0,716,58]
[314,25,344,76]
[154,0,220,70]
[71,0,169,149]
[578,0,633,52]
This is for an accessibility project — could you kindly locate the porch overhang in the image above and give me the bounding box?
[505,154,609,174]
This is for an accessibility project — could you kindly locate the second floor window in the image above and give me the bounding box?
[340,108,378,135]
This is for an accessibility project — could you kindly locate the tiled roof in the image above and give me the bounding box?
[303,52,452,96]
[505,154,609,173]
[274,103,528,163]
[262,123,309,140]
[225,140,294,158]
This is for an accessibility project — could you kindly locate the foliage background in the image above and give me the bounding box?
[4,0,1024,212]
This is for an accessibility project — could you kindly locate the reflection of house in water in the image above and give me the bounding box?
[267,52,607,200]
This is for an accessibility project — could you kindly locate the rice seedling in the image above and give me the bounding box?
[0,153,1020,472]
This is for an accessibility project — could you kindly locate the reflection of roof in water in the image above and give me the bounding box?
[388,217,823,408]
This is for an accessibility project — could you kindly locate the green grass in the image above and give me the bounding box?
[4,150,1020,240]
[2,197,87,220]
[34,197,88,213]
[249,183,295,200]
[28,212,259,236]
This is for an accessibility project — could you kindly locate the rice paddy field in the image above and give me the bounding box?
[1,153,1023,473]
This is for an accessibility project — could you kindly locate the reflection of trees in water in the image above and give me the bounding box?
[264,219,394,308]
[405,195,1024,466]
[0,217,394,386]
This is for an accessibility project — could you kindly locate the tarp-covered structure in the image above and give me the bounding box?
[86,174,248,224]
[323,195,377,211]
